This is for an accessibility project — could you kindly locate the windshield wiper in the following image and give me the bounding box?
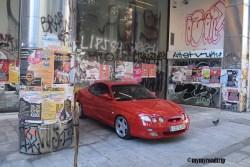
[118,92,133,99]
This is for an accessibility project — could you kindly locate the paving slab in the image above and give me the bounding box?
[1,106,250,167]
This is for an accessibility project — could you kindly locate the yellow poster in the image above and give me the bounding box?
[42,99,57,120]
[202,69,210,79]
[56,103,64,112]
[8,64,19,84]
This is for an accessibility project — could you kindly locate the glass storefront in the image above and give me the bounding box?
[75,0,168,98]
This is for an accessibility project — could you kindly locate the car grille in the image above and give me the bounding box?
[167,116,182,123]
[163,129,186,135]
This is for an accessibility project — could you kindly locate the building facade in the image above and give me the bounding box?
[0,0,250,115]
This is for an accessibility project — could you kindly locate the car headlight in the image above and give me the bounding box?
[158,116,165,123]
[139,114,152,122]
[139,114,152,126]
[139,114,166,125]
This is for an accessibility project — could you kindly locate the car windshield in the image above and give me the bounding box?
[111,84,156,101]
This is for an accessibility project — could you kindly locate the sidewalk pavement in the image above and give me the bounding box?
[1,105,250,167]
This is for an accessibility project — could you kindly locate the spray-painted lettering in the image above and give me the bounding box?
[185,0,225,47]
[173,50,223,59]
[0,33,14,48]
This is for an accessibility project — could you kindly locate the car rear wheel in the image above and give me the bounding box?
[115,116,131,139]
[79,103,87,119]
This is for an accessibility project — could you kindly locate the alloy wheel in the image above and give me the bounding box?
[115,116,130,139]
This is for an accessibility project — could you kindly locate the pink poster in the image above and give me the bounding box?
[133,64,142,82]
[141,64,157,78]
[100,64,111,80]
[0,59,9,82]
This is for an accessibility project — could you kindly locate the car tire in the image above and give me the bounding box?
[79,103,87,119]
[115,116,131,139]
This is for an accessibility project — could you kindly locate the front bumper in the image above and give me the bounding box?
[131,119,190,139]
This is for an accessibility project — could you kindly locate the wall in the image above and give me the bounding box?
[169,0,225,51]
[167,0,225,108]
[0,0,20,112]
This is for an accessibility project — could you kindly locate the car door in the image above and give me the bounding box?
[82,84,100,118]
[88,83,115,125]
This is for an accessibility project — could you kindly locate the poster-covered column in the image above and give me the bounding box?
[222,0,249,112]
[19,0,76,154]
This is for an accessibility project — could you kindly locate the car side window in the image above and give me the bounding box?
[89,83,110,96]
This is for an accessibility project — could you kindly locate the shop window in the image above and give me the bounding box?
[76,0,168,99]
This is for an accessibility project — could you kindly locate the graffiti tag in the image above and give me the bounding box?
[171,50,223,59]
[185,0,225,47]
[41,12,63,34]
[0,33,14,48]
[80,35,159,54]
[20,122,73,154]
[172,83,219,107]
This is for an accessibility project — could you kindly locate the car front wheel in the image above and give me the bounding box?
[115,116,131,139]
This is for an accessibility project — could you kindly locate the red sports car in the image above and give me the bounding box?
[76,80,190,139]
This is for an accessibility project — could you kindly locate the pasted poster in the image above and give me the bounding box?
[221,69,241,88]
[100,64,111,80]
[0,59,9,82]
[220,69,241,111]
[19,91,43,122]
[75,56,100,82]
[8,62,19,84]
[41,99,57,121]
[20,49,54,87]
[169,66,187,83]
[115,61,134,80]
[168,65,221,108]
[42,86,73,123]
[54,52,71,84]
[19,89,72,123]
[201,67,210,84]
[141,64,157,78]
[210,67,221,83]
[148,64,157,78]
[228,89,239,102]
[192,67,202,82]
[222,88,239,103]
[133,63,142,82]
[19,98,42,121]
[185,66,193,82]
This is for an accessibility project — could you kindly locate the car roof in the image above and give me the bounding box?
[94,80,139,86]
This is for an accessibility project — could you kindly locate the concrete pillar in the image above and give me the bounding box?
[222,0,250,112]
[19,0,77,154]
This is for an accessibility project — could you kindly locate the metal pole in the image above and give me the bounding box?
[164,0,171,99]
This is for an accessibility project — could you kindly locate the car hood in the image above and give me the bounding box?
[116,99,184,117]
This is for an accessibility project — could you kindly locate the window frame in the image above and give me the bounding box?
[88,83,112,97]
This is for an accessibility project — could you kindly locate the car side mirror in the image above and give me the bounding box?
[100,93,112,100]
